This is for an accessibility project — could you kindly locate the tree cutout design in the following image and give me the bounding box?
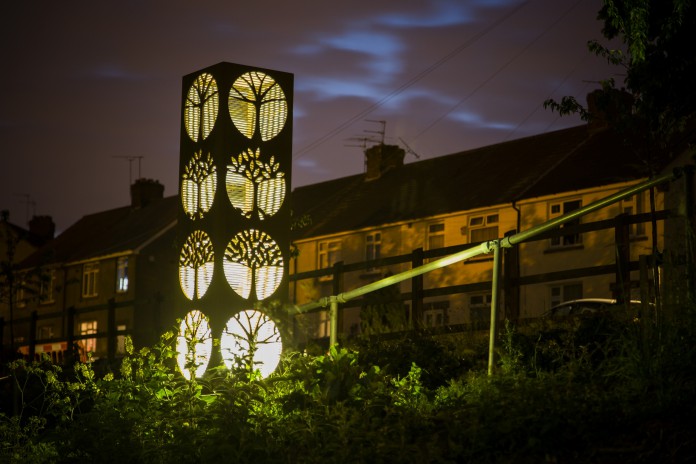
[228,71,287,141]
[220,310,282,378]
[178,230,214,300]
[223,229,284,300]
[226,148,286,219]
[176,310,213,380]
[181,151,217,219]
[184,73,219,142]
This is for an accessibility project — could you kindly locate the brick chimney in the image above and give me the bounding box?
[130,178,164,208]
[587,89,633,134]
[29,215,55,241]
[364,144,405,181]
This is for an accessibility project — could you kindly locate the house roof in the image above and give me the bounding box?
[18,124,653,266]
[291,125,650,239]
[21,196,179,268]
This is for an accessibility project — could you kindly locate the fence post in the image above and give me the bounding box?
[107,298,116,362]
[614,213,631,304]
[29,310,37,361]
[411,248,424,330]
[331,261,343,338]
[503,229,519,321]
[66,306,75,365]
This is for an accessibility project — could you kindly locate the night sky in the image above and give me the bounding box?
[0,0,621,234]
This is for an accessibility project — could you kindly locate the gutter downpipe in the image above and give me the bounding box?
[294,169,681,369]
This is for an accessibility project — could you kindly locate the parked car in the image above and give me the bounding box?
[544,298,644,320]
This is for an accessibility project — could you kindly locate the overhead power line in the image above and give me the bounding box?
[292,1,530,159]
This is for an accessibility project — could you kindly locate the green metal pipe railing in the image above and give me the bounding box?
[292,168,682,373]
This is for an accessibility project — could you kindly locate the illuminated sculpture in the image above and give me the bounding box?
[176,63,293,379]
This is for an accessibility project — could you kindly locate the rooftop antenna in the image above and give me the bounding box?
[364,119,386,145]
[399,137,421,159]
[112,156,144,186]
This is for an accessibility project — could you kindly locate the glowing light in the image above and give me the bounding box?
[184,73,219,142]
[176,310,213,380]
[221,310,282,378]
[226,148,286,219]
[229,71,287,141]
[179,230,214,300]
[181,151,217,220]
[223,229,284,300]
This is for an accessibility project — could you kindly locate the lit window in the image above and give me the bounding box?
[220,310,282,378]
[469,214,499,243]
[550,200,582,247]
[40,269,55,303]
[224,229,284,300]
[176,310,212,380]
[80,320,97,354]
[184,73,219,142]
[116,257,129,293]
[427,223,445,250]
[226,148,286,220]
[229,71,287,141]
[117,324,127,355]
[318,240,342,269]
[82,263,99,298]
[181,150,217,220]
[365,232,381,269]
[179,230,214,300]
[550,283,583,308]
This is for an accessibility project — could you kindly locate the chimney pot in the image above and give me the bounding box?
[130,178,164,208]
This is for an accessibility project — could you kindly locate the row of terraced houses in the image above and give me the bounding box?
[2,109,694,363]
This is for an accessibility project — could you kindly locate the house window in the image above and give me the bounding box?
[117,324,127,354]
[116,257,129,293]
[469,214,499,243]
[550,283,583,308]
[622,193,646,237]
[423,300,449,328]
[80,320,98,354]
[82,262,99,298]
[16,276,26,308]
[318,240,342,269]
[550,200,582,247]
[427,223,445,250]
[470,293,492,325]
[38,325,54,341]
[40,269,55,304]
[318,311,330,338]
[365,232,381,270]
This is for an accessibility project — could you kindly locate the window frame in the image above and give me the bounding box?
[318,240,342,270]
[116,256,129,293]
[82,262,100,298]
[549,199,583,248]
[468,213,499,244]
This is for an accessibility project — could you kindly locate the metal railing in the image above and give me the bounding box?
[292,168,683,374]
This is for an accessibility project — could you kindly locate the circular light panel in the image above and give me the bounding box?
[221,310,282,378]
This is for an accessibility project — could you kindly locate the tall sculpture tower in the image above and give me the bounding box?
[176,62,293,379]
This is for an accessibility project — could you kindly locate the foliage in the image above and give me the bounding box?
[544,0,696,170]
[2,306,696,463]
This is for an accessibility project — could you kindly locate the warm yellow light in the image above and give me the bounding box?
[229,71,287,141]
[184,73,219,142]
[176,310,213,380]
[226,148,286,219]
[179,230,214,300]
[220,310,282,378]
[181,151,217,220]
[223,229,284,300]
